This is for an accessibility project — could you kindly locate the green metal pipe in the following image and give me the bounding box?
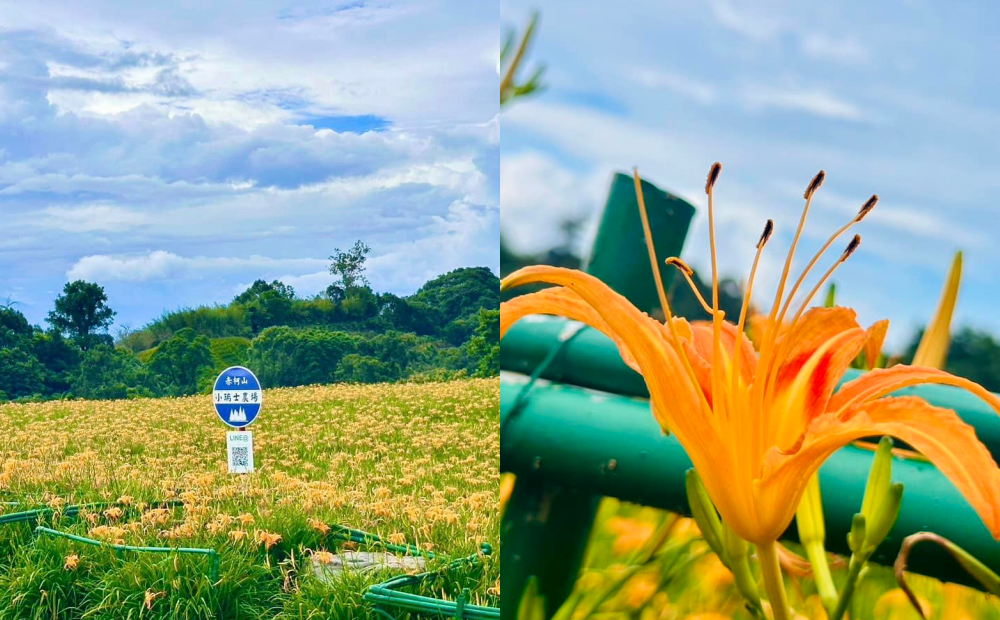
[500,377,1000,588]
[363,545,499,619]
[500,316,1000,462]
[34,526,220,583]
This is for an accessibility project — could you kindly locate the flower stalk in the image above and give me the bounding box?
[758,540,790,620]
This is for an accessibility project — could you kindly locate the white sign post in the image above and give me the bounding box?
[213,366,262,474]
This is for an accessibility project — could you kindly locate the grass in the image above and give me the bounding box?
[0,378,499,619]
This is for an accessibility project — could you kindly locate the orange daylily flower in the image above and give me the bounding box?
[500,164,1000,615]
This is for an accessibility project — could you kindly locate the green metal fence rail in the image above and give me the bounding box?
[0,502,111,527]
[363,543,498,620]
[500,315,1000,464]
[501,376,1000,589]
[34,525,221,583]
[329,523,437,560]
[0,499,186,529]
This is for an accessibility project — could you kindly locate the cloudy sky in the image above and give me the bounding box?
[0,1,498,332]
[501,0,1000,351]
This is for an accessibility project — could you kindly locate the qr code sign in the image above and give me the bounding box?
[231,447,249,467]
[227,431,254,473]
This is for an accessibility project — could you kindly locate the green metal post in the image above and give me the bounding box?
[501,172,695,618]
[500,378,1000,589]
[584,173,695,318]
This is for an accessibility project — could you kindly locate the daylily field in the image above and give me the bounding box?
[0,379,500,619]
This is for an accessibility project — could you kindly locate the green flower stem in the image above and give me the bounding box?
[803,539,838,612]
[831,554,866,620]
[758,540,790,620]
[730,550,764,616]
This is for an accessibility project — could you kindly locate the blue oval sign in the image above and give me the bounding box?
[213,366,262,428]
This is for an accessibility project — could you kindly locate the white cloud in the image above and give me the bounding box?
[500,151,605,255]
[739,85,865,121]
[631,68,717,104]
[67,251,329,283]
[38,204,152,233]
[707,0,785,42]
[800,33,869,64]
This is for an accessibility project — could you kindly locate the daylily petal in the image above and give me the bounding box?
[863,320,890,371]
[689,321,758,385]
[757,396,1000,542]
[500,286,643,374]
[501,266,713,445]
[768,326,868,450]
[774,307,861,370]
[829,365,1000,416]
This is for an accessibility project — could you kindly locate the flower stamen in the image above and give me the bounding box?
[633,169,712,416]
[705,162,726,418]
[775,195,878,329]
[665,257,722,318]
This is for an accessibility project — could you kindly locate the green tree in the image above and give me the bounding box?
[0,306,55,400]
[234,280,295,305]
[408,267,499,343]
[47,281,116,350]
[335,354,399,383]
[246,291,295,333]
[147,328,215,395]
[245,326,363,387]
[0,305,34,346]
[340,285,379,320]
[32,330,81,394]
[72,345,154,400]
[467,309,500,377]
[0,347,45,400]
[327,240,371,294]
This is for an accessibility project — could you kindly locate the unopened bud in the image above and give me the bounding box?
[685,469,726,562]
[866,482,903,549]
[848,513,867,555]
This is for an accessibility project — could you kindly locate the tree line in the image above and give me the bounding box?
[0,242,499,402]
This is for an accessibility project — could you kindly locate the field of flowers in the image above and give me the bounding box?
[0,378,500,619]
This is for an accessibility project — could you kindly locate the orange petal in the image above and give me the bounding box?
[501,266,711,442]
[768,326,868,451]
[829,364,1000,417]
[758,397,1000,542]
[500,286,643,374]
[863,320,889,371]
[689,321,758,384]
[774,307,861,369]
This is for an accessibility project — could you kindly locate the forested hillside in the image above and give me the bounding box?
[0,243,499,402]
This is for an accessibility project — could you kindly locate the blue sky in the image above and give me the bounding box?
[500,0,1000,352]
[0,1,498,333]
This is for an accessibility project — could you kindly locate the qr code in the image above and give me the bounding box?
[231,446,249,467]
